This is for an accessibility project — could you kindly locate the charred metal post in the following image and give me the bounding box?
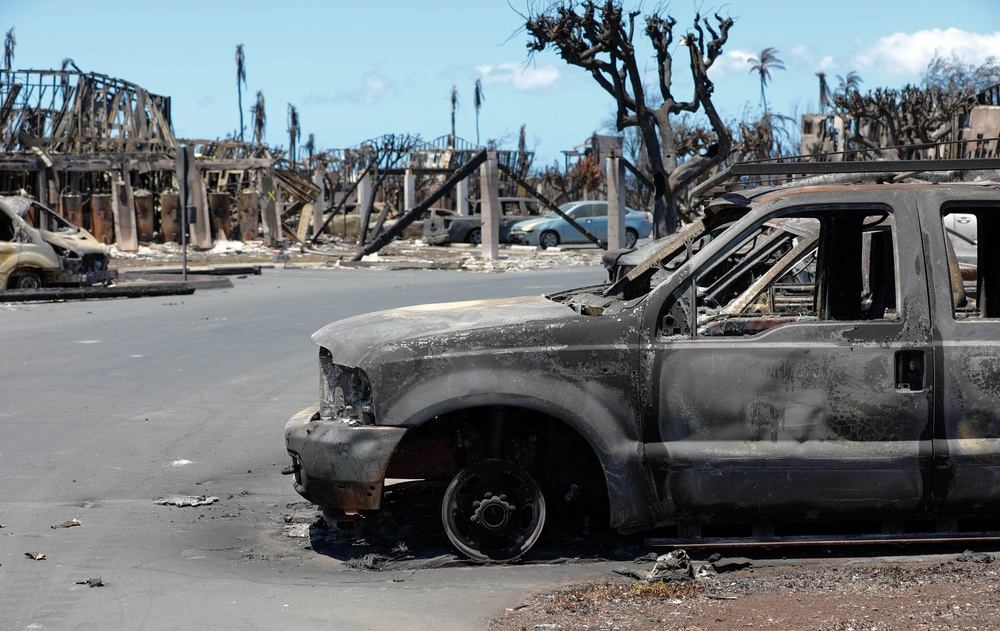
[160,193,180,242]
[134,192,154,242]
[208,192,231,240]
[481,150,500,260]
[607,153,626,249]
[61,194,83,228]
[90,194,114,245]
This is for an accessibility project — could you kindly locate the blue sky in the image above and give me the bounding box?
[5,0,1000,166]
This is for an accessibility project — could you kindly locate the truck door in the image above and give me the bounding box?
[930,198,1000,516]
[643,201,934,524]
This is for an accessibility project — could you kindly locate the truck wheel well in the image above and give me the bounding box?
[386,406,610,534]
[8,267,44,290]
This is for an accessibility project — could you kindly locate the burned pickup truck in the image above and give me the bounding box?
[285,161,1000,561]
[0,195,115,289]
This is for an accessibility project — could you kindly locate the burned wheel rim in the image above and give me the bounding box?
[13,271,42,290]
[441,459,546,562]
[467,228,482,245]
[540,231,559,249]
[625,229,638,248]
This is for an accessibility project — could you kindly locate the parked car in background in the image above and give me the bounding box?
[0,195,116,290]
[423,197,541,245]
[507,200,652,248]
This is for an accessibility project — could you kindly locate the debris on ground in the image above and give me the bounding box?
[24,552,45,560]
[957,549,994,563]
[153,495,219,507]
[490,552,1000,630]
[74,577,104,588]
[51,518,81,529]
[615,549,696,584]
[346,543,411,571]
[283,523,311,538]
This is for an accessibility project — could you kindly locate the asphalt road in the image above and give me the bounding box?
[0,265,630,631]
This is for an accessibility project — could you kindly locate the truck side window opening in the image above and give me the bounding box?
[667,209,898,338]
[944,207,1000,319]
[0,215,14,241]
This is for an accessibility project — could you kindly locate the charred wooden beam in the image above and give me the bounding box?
[352,150,488,260]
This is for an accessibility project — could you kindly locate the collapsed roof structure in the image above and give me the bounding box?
[0,69,534,254]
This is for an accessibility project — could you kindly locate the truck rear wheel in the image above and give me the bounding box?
[11,270,42,290]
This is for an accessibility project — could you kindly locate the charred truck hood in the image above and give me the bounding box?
[312,295,579,368]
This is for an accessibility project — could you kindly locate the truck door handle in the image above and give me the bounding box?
[895,350,925,392]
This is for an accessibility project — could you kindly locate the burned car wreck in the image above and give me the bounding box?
[0,195,116,290]
[285,161,1000,561]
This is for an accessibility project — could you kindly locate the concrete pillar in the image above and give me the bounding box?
[260,170,280,245]
[357,173,373,239]
[111,170,138,252]
[312,170,326,239]
[404,169,416,211]
[457,177,470,216]
[191,167,212,249]
[480,151,500,260]
[607,156,626,249]
[357,174,372,216]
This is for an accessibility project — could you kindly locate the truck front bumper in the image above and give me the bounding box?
[283,406,407,511]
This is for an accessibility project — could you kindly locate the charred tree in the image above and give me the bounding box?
[526,1,733,236]
[832,85,973,159]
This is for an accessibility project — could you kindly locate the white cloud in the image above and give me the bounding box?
[303,71,396,106]
[854,29,1000,77]
[475,62,561,92]
[362,73,394,104]
[708,49,756,80]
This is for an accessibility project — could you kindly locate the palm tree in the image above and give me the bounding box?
[3,28,15,79]
[836,71,863,96]
[287,104,300,164]
[235,44,246,142]
[252,91,266,144]
[449,85,458,148]
[817,72,832,112]
[747,47,785,115]
[474,79,485,147]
